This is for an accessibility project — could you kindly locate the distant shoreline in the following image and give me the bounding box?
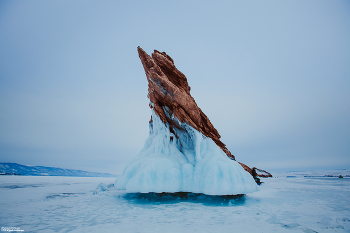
[0,163,117,178]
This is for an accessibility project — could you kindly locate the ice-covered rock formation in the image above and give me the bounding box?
[115,47,261,195]
[137,47,235,160]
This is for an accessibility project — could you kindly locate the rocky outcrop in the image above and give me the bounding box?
[253,167,273,178]
[137,47,271,178]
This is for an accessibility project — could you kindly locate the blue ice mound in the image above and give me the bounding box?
[115,110,258,195]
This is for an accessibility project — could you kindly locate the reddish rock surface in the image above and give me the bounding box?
[137,47,271,178]
[253,167,273,178]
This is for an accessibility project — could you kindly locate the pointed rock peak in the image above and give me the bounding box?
[138,47,234,160]
[137,47,271,178]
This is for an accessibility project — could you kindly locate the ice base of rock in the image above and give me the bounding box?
[115,110,258,195]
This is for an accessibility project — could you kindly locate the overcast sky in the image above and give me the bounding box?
[0,0,349,174]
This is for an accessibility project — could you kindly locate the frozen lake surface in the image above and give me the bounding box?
[0,171,349,233]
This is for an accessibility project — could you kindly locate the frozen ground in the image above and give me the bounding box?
[0,171,349,233]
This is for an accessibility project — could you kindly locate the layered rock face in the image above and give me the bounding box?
[138,47,234,159]
[138,47,271,178]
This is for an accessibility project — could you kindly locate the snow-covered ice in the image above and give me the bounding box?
[115,110,257,195]
[1,171,349,232]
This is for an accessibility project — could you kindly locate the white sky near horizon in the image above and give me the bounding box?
[0,0,349,175]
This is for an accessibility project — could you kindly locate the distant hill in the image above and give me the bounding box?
[0,163,117,177]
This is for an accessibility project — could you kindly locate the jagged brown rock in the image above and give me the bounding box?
[137,47,271,178]
[253,167,273,178]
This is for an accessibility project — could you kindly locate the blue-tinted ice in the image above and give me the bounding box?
[1,173,349,232]
[115,110,258,195]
